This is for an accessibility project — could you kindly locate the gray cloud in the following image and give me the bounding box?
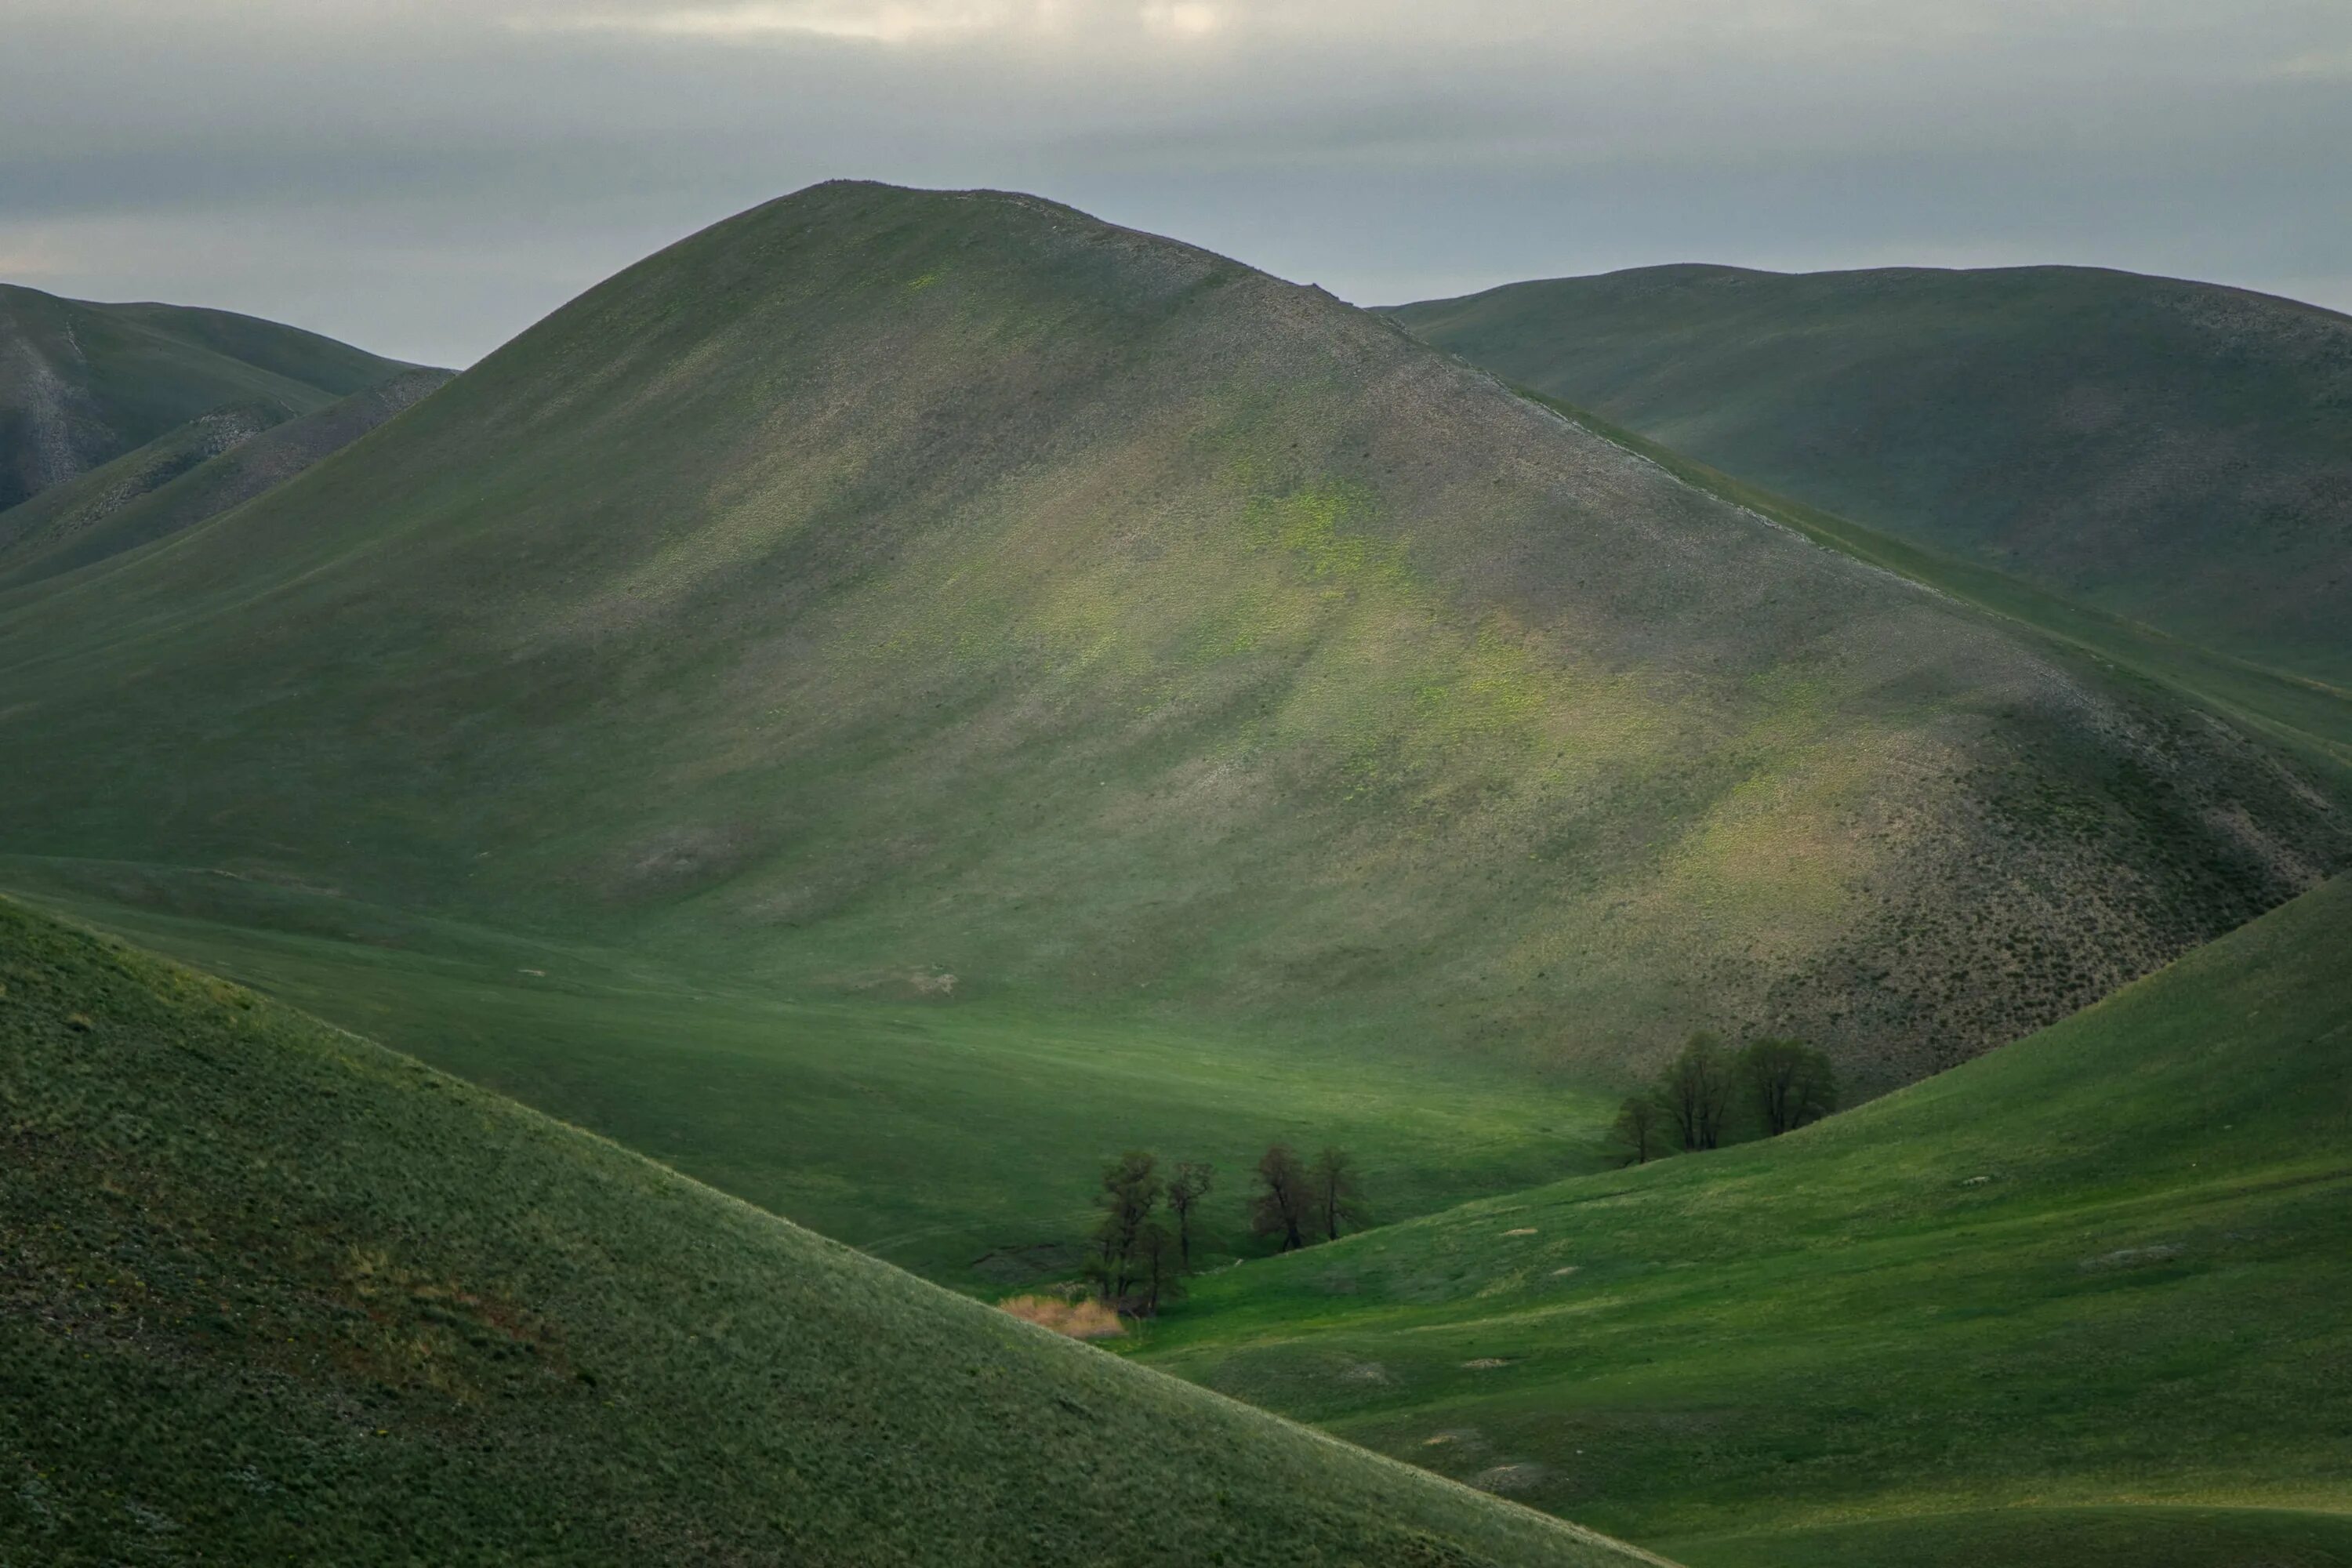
[4,0,2347,365]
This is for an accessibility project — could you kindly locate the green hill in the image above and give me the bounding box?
[1508,393,2352,788]
[0,281,413,513]
[1389,265,2352,688]
[0,895,1664,1566]
[1132,875,2352,1566]
[0,182,2343,1285]
[0,367,452,587]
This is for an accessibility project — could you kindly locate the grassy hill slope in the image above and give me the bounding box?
[0,282,412,513]
[0,367,452,587]
[1392,265,2352,687]
[1516,392,2352,787]
[1133,876,2352,1566]
[1,184,2340,1085]
[0,894,1664,1566]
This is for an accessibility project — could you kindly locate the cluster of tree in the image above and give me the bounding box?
[1085,1152,1210,1316]
[1083,1142,1367,1316]
[1248,1144,1363,1253]
[1610,1033,1838,1165]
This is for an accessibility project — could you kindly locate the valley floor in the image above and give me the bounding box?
[0,856,1608,1291]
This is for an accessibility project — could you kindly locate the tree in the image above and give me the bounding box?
[1165,1160,1214,1273]
[1087,1150,1162,1302]
[1308,1146,1367,1243]
[1249,1143,1310,1252]
[1657,1032,1732,1151]
[1739,1038,1839,1136]
[1131,1220,1185,1316]
[1608,1094,1666,1165]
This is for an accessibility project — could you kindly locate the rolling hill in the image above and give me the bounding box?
[0,281,415,513]
[0,182,2344,1283]
[1389,265,2352,688]
[0,893,1664,1566]
[1132,874,2352,1567]
[0,366,452,587]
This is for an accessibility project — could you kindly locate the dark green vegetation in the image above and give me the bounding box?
[1392,264,2352,688]
[0,281,412,512]
[0,894,1663,1566]
[1626,1034,1837,1162]
[0,367,452,587]
[1132,876,2352,1566]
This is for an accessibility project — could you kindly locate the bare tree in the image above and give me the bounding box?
[1657,1033,1732,1152]
[1165,1160,1214,1273]
[1609,1095,1666,1165]
[1250,1144,1310,1252]
[1087,1150,1162,1302]
[1739,1038,1839,1135]
[1131,1220,1184,1316]
[1308,1146,1367,1243]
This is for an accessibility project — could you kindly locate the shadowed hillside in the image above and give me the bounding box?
[0,183,2342,1104]
[0,366,452,586]
[1391,265,2352,688]
[1134,876,2352,1567]
[0,895,1664,1566]
[0,282,412,512]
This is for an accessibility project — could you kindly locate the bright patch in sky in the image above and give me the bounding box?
[539,2,1044,42]
[5,0,2347,364]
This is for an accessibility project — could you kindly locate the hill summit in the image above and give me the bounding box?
[0,183,2342,1094]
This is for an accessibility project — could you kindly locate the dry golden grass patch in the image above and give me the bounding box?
[996,1294,1125,1340]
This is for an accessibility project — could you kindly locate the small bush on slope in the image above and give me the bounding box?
[0,896,1657,1567]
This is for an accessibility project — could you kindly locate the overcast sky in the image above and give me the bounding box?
[6,0,2350,366]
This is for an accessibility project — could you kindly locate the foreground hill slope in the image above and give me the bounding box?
[0,183,2342,1104]
[1137,876,2352,1567]
[0,895,1661,1566]
[0,281,411,512]
[0,366,452,587]
[1391,265,2352,687]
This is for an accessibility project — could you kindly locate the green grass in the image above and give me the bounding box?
[1392,263,2352,689]
[1517,390,2352,786]
[1127,875,2352,1564]
[0,858,1607,1292]
[0,281,413,512]
[0,892,1664,1566]
[1656,1506,2352,1568]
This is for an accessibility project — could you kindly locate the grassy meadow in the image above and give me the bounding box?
[1129,876,2352,1565]
[0,892,1665,1566]
[2,861,1608,1291]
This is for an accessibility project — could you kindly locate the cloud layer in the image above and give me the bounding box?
[5,0,2347,364]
